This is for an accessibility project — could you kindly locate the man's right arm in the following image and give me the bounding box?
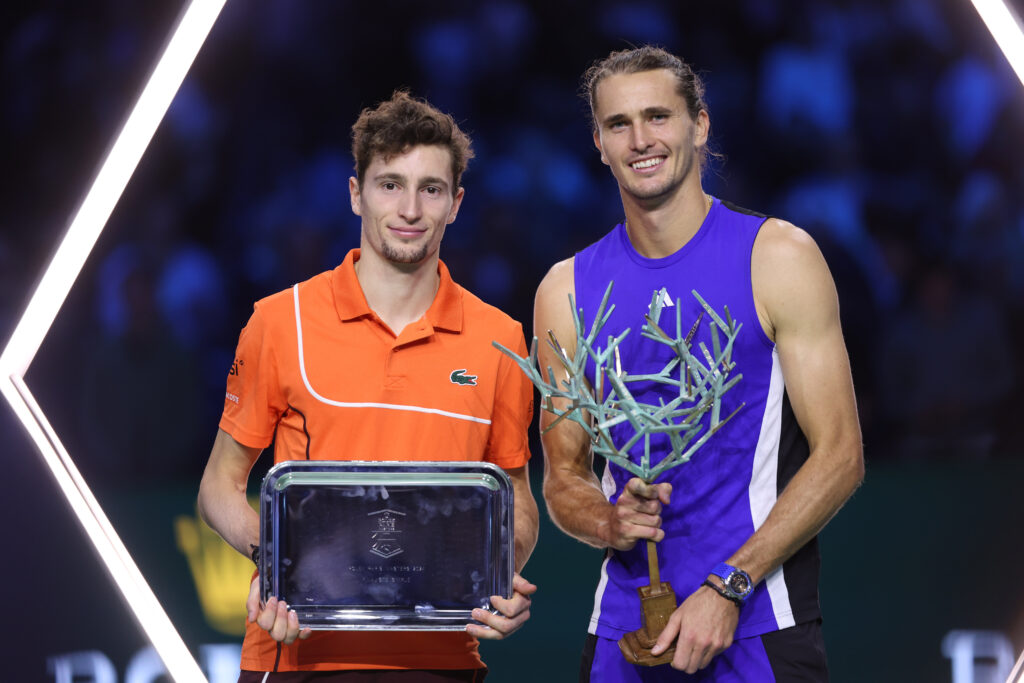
[197,428,263,557]
[535,258,670,551]
[198,428,310,644]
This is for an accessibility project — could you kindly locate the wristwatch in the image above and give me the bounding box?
[709,562,753,603]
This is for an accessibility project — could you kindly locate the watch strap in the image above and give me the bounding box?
[702,579,742,607]
[710,562,735,582]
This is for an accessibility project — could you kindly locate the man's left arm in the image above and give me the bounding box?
[509,464,540,573]
[654,219,865,671]
[467,465,540,640]
[467,334,540,640]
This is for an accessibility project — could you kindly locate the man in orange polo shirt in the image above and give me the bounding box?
[198,90,539,681]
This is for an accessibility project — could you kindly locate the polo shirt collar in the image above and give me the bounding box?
[428,259,463,333]
[332,249,463,333]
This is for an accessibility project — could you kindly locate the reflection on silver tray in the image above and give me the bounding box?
[259,461,514,630]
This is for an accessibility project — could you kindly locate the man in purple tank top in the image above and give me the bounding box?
[533,46,864,682]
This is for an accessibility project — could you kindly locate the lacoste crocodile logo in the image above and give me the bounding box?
[450,369,478,386]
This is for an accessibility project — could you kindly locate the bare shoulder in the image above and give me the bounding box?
[751,218,838,340]
[535,256,576,321]
[536,256,575,300]
[534,256,578,353]
[753,218,825,269]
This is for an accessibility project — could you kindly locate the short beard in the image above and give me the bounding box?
[381,240,430,265]
[629,178,677,201]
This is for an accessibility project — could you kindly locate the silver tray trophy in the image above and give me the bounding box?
[258,460,514,630]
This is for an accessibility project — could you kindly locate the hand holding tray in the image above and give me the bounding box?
[258,460,514,630]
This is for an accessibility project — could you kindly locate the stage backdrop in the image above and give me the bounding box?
[5,422,1023,682]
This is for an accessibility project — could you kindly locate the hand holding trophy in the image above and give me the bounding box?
[494,281,743,666]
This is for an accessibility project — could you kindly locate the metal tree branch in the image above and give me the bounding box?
[494,281,744,483]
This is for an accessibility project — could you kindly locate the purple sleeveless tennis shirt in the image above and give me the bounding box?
[573,197,821,640]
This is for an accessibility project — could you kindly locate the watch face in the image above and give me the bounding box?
[728,572,751,596]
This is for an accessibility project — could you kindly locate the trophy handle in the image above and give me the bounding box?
[617,539,678,666]
[647,539,660,586]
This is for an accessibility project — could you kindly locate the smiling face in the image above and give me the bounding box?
[349,144,464,266]
[592,69,709,205]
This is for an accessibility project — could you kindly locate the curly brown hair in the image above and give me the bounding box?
[351,90,474,195]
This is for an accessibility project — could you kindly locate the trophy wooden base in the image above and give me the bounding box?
[617,581,678,666]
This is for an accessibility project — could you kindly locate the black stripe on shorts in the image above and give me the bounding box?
[761,619,829,682]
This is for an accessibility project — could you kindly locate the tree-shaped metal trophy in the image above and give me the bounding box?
[494,281,744,666]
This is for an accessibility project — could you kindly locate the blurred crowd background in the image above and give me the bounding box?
[4,0,1024,480]
[2,0,1024,680]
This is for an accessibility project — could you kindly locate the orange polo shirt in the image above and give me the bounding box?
[220,249,532,672]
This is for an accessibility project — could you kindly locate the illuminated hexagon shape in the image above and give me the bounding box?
[0,2,228,681]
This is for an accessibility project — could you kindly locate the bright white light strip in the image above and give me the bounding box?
[0,0,226,379]
[970,0,1024,87]
[0,0,227,680]
[1009,648,1024,683]
[3,376,206,679]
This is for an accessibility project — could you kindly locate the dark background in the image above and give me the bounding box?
[3,0,1024,680]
